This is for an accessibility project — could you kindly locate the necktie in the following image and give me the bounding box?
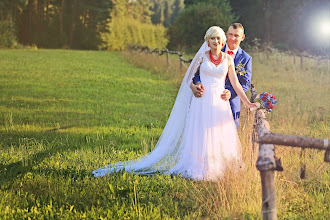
[227,51,234,55]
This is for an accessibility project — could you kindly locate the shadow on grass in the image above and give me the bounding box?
[0,130,99,186]
[0,125,160,188]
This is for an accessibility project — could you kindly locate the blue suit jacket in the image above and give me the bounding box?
[192,45,252,119]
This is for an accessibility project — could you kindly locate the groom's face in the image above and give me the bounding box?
[226,26,245,50]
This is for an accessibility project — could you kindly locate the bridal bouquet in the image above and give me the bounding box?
[256,92,277,112]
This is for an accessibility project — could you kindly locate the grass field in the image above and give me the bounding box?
[0,49,329,219]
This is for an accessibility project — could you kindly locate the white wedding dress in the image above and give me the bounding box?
[168,53,241,181]
[93,43,242,181]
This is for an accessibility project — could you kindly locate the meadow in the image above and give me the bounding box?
[0,48,329,219]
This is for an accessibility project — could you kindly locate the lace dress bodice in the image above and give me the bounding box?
[199,53,228,88]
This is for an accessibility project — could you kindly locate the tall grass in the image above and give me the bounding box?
[125,49,329,219]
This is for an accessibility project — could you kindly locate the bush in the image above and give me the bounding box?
[0,20,17,48]
[274,42,290,51]
[99,17,168,51]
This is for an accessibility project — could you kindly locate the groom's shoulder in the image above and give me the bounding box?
[240,47,252,60]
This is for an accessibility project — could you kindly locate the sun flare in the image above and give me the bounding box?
[320,20,330,36]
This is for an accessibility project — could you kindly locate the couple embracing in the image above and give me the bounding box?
[191,23,252,129]
[93,23,258,181]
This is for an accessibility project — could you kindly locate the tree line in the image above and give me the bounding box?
[0,0,328,56]
[0,0,111,49]
[0,0,177,50]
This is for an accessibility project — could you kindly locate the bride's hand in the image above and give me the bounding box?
[247,102,260,111]
[220,89,231,101]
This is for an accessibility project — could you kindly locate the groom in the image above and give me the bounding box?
[191,23,252,128]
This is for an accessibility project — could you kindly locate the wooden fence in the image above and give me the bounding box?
[129,45,192,69]
[130,45,330,73]
[129,45,330,219]
[251,80,330,219]
[253,48,330,73]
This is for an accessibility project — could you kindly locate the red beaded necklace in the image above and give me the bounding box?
[209,50,222,66]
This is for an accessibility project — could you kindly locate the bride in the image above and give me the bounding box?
[93,26,258,181]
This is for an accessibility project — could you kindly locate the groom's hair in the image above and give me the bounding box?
[230,23,244,32]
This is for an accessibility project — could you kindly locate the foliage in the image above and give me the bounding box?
[111,0,153,24]
[167,1,236,52]
[0,20,17,48]
[100,17,168,50]
[100,0,168,51]
[229,0,264,44]
[184,0,233,9]
[0,0,111,49]
[0,0,329,55]
[0,0,26,21]
[273,42,290,51]
[150,0,184,27]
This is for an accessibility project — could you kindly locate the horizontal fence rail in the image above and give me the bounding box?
[252,47,330,72]
[129,45,193,64]
[261,47,330,61]
[129,45,330,63]
[258,133,330,151]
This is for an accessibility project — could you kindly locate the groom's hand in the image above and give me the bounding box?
[190,82,205,98]
[221,89,231,101]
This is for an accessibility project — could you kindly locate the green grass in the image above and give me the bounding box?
[0,49,329,219]
[0,49,194,219]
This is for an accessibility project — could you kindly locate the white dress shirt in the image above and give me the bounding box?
[224,43,238,59]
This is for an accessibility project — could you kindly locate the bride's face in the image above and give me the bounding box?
[208,35,222,50]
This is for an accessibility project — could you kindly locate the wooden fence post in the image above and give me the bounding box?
[166,51,169,67]
[325,150,330,162]
[275,52,278,63]
[260,171,277,220]
[255,110,277,220]
[300,55,303,69]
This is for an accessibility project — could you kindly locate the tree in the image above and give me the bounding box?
[0,20,17,48]
[150,0,165,25]
[150,0,184,27]
[167,1,236,51]
[0,0,112,49]
[100,0,168,50]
